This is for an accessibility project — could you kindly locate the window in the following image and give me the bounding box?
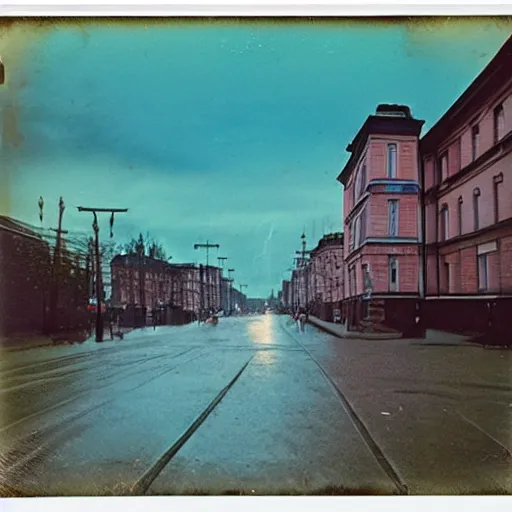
[444,262,451,294]
[362,263,372,293]
[359,162,367,197]
[478,253,488,291]
[354,216,361,248]
[387,143,397,178]
[440,204,449,241]
[493,172,504,223]
[388,256,398,292]
[388,199,399,237]
[494,104,505,143]
[457,196,463,236]
[471,125,480,161]
[360,207,367,241]
[354,160,367,200]
[349,219,355,251]
[473,188,481,231]
[440,153,448,182]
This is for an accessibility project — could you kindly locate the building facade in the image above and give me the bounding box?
[307,232,344,321]
[0,216,89,337]
[337,104,424,334]
[111,253,184,322]
[281,280,291,308]
[420,35,512,337]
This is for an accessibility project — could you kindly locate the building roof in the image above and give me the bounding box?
[311,232,344,255]
[421,35,512,154]
[0,215,47,243]
[111,253,178,271]
[337,105,424,185]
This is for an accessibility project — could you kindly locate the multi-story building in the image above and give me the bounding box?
[337,104,424,333]
[309,232,344,302]
[111,251,226,324]
[111,252,182,313]
[420,35,512,337]
[230,286,247,313]
[201,265,222,312]
[290,265,308,309]
[170,263,201,314]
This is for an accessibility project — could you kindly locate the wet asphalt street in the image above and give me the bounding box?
[1,313,511,496]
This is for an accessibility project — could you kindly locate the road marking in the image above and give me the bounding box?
[129,356,254,496]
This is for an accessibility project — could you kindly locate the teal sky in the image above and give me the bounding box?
[1,19,511,297]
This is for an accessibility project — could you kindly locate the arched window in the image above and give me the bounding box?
[493,172,504,223]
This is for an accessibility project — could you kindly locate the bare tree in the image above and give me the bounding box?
[120,232,167,260]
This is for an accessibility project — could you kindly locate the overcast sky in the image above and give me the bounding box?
[1,18,510,297]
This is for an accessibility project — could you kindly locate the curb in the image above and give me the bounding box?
[308,317,403,340]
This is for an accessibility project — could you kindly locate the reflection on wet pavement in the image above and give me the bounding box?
[1,313,511,495]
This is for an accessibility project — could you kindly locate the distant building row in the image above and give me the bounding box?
[110,248,247,323]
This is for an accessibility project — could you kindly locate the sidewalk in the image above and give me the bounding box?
[308,315,403,340]
[289,318,512,494]
[308,315,484,346]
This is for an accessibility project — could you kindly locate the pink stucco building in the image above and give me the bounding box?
[420,35,512,337]
[337,104,424,333]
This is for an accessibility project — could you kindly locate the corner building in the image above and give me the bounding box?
[337,105,425,335]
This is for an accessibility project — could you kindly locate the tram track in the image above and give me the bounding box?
[0,346,204,435]
[279,318,408,495]
[129,356,254,495]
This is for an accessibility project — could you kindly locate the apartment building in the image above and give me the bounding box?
[337,104,424,333]
[420,35,512,336]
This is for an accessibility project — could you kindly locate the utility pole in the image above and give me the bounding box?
[48,197,68,334]
[227,268,235,316]
[77,206,128,342]
[194,241,219,314]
